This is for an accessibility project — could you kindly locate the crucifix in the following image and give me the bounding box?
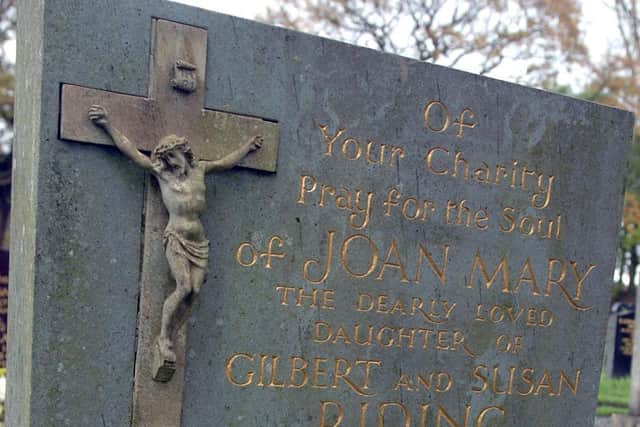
[59,19,279,426]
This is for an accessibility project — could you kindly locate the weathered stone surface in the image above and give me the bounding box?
[132,178,187,427]
[9,0,634,426]
[611,414,640,427]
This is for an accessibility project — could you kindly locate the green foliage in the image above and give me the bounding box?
[597,375,630,416]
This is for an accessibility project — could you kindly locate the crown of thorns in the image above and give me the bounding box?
[153,135,192,156]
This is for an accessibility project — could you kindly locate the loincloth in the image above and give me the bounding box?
[163,230,209,269]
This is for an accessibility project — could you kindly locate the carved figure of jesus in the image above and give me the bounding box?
[89,105,262,380]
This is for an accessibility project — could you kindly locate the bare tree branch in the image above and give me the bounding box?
[261,0,584,83]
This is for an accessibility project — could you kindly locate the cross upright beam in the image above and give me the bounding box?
[58,19,279,427]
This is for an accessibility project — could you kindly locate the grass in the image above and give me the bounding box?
[597,375,630,416]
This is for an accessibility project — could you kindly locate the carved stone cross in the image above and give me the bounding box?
[59,19,279,427]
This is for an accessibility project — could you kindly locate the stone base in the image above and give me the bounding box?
[611,414,640,427]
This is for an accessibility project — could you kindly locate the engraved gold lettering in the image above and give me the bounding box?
[472,365,488,393]
[365,140,386,164]
[353,323,374,346]
[297,287,319,308]
[376,239,409,282]
[420,404,430,427]
[332,358,375,397]
[545,258,594,311]
[472,365,578,398]
[275,285,296,305]
[473,162,491,184]
[494,165,509,185]
[402,197,420,220]
[397,328,417,349]
[499,207,516,233]
[341,138,362,160]
[383,187,436,222]
[357,293,374,312]
[518,368,535,396]
[474,209,489,230]
[436,330,450,350]
[313,321,332,344]
[236,242,259,267]
[453,331,478,358]
[321,289,336,310]
[360,402,369,427]
[417,371,453,392]
[320,184,336,207]
[534,370,556,396]
[436,404,471,427]
[312,358,329,389]
[425,147,449,175]
[452,108,476,138]
[255,354,269,386]
[303,230,336,284]
[383,187,401,216]
[475,407,505,426]
[225,353,254,387]
[319,125,346,156]
[319,400,344,427]
[390,146,405,166]
[349,190,373,229]
[268,355,286,388]
[288,356,309,388]
[333,325,352,345]
[341,234,379,278]
[423,146,556,212]
[510,160,519,188]
[570,261,596,303]
[452,151,469,179]
[495,334,523,353]
[378,402,411,427]
[377,327,395,347]
[446,200,488,230]
[531,175,554,209]
[424,100,450,133]
[558,369,581,396]
[415,244,449,285]
[356,359,382,390]
[467,251,511,293]
[499,207,562,240]
[298,174,317,204]
[258,236,283,269]
[520,167,537,189]
[514,258,541,295]
[492,365,507,395]
[393,373,415,391]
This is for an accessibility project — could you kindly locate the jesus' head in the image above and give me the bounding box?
[151,135,196,174]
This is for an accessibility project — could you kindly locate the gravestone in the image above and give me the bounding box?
[8,0,634,426]
[603,304,635,378]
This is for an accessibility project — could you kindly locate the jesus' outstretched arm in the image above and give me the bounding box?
[200,135,263,173]
[89,105,154,171]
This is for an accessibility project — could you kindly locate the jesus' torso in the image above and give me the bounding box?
[155,162,207,241]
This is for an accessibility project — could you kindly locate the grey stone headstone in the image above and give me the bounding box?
[9,0,634,426]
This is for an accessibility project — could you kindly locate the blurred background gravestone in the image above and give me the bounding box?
[604,303,635,378]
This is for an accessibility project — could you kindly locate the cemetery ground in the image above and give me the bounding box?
[598,376,631,416]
